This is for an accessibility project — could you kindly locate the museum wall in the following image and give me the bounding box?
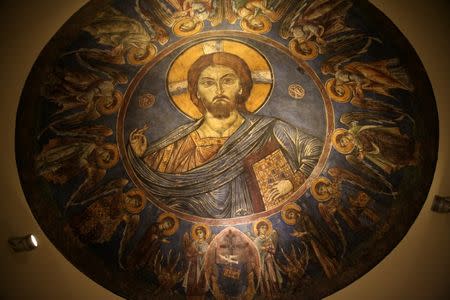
[0,0,448,299]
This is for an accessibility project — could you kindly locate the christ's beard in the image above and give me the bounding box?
[205,98,237,119]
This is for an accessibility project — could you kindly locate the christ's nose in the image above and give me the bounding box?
[215,82,224,95]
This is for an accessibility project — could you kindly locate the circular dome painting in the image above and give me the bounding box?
[16,0,438,299]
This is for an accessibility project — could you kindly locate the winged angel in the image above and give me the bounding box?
[332,112,419,186]
[310,167,387,254]
[247,219,283,299]
[321,34,414,103]
[182,224,214,298]
[280,0,354,59]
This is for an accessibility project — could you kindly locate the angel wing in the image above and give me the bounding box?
[345,154,393,192]
[345,59,414,96]
[327,167,387,194]
[352,94,401,111]
[66,178,129,208]
[270,229,278,248]
[313,0,353,38]
[119,214,141,269]
[182,231,192,252]
[340,111,399,127]
[279,0,309,39]
[135,0,170,44]
[223,0,238,24]
[266,0,297,22]
[139,0,176,28]
[321,34,377,75]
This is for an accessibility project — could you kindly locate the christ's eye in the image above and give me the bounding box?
[200,79,215,87]
[222,76,236,85]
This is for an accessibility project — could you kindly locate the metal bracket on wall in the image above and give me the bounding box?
[431,196,450,213]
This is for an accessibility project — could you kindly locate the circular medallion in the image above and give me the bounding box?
[15,1,439,299]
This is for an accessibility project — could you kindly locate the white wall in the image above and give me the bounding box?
[0,0,448,299]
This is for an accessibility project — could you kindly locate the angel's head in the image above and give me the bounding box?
[257,222,269,236]
[335,70,352,83]
[337,132,355,150]
[286,208,301,221]
[158,217,175,231]
[316,181,333,197]
[350,192,371,208]
[195,226,207,240]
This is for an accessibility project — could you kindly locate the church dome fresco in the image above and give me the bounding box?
[16,0,438,299]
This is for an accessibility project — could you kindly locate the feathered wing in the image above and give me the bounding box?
[141,0,176,27]
[67,178,129,207]
[279,0,310,39]
[350,97,404,115]
[343,59,413,99]
[271,229,279,249]
[327,167,385,193]
[135,0,170,44]
[119,214,141,269]
[267,0,297,22]
[321,34,376,74]
[224,0,238,24]
[345,154,393,192]
[323,1,353,37]
[209,0,225,26]
[340,111,398,127]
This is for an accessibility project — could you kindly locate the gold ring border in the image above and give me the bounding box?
[117,30,335,226]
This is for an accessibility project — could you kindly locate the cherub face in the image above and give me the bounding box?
[339,133,355,148]
[287,210,297,220]
[258,224,268,236]
[196,228,206,239]
[353,192,370,207]
[124,195,141,208]
[159,218,174,230]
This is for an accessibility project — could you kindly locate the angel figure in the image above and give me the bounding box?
[39,69,123,139]
[321,34,414,102]
[278,243,309,291]
[280,0,353,59]
[83,6,158,65]
[232,0,295,34]
[125,212,179,271]
[140,0,214,37]
[35,132,120,209]
[332,114,418,182]
[281,203,338,279]
[153,249,184,295]
[312,167,388,226]
[248,218,282,299]
[182,224,214,299]
[68,185,146,267]
[340,191,381,230]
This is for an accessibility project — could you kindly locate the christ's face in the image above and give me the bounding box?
[196,64,242,119]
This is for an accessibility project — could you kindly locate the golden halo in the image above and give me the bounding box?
[310,177,333,202]
[289,40,319,60]
[191,223,212,241]
[240,15,272,34]
[123,189,146,214]
[167,39,273,120]
[95,143,119,169]
[252,218,273,236]
[127,44,157,65]
[157,212,179,236]
[173,18,204,37]
[281,203,302,225]
[325,78,352,103]
[97,90,123,115]
[332,128,356,154]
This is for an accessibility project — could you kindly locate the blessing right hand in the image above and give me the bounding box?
[130,124,149,157]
